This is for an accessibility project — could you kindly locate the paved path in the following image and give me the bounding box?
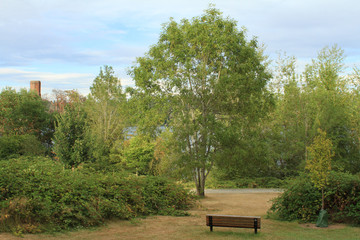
[204,188,284,193]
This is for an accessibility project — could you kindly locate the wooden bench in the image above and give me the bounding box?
[206,214,261,234]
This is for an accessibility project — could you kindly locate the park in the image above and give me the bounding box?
[1,189,360,239]
[1,5,360,239]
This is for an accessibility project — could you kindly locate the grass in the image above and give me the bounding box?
[0,191,359,240]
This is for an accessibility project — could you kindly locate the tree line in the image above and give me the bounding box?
[1,7,360,196]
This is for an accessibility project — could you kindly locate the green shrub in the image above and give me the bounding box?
[268,172,360,224]
[0,157,195,233]
[268,175,321,222]
[141,176,194,216]
[325,171,360,224]
[0,134,45,159]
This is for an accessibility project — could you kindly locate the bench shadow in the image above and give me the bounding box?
[204,229,262,238]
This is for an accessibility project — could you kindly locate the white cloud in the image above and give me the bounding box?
[0,68,30,75]
[0,66,135,96]
[0,68,92,82]
[0,67,95,95]
[120,77,135,88]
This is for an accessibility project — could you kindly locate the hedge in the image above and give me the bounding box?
[0,156,195,233]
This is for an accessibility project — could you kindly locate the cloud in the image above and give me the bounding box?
[2,0,359,61]
[0,66,135,97]
[119,77,135,88]
[0,67,95,95]
[0,68,30,75]
[0,68,92,82]
[0,0,359,93]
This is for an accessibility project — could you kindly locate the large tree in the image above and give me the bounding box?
[129,7,273,196]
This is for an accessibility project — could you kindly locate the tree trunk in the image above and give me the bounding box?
[195,182,205,197]
[194,168,206,197]
[321,188,325,210]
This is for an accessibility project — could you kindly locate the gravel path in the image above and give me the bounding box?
[204,188,284,193]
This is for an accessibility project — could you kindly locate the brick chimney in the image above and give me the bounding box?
[30,81,41,97]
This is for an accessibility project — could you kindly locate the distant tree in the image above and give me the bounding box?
[268,54,310,176]
[348,67,360,172]
[120,135,155,175]
[0,87,53,152]
[0,88,50,136]
[52,99,90,168]
[86,65,127,163]
[129,7,273,196]
[304,46,356,171]
[150,130,180,177]
[267,46,360,176]
[51,89,86,113]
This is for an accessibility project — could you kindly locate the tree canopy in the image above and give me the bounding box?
[129,7,273,196]
[0,88,51,138]
[0,88,54,154]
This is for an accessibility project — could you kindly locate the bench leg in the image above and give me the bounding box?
[209,216,213,231]
[254,218,258,234]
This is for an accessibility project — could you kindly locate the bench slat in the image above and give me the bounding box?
[206,221,259,227]
[206,214,260,218]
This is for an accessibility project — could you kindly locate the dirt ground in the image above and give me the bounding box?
[0,192,281,240]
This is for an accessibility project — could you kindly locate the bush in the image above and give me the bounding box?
[268,172,360,224]
[141,176,193,216]
[268,175,321,222]
[0,135,45,159]
[0,157,195,233]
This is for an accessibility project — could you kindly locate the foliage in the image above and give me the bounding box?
[109,132,181,176]
[52,66,128,170]
[264,45,360,177]
[53,99,91,168]
[140,176,194,216]
[129,6,273,195]
[0,88,54,150]
[125,90,169,138]
[213,120,277,179]
[269,172,360,224]
[0,134,45,159]
[267,57,309,176]
[50,89,86,113]
[0,157,195,233]
[120,135,155,175]
[150,131,180,176]
[306,128,334,209]
[205,175,290,189]
[268,175,321,222]
[86,65,127,164]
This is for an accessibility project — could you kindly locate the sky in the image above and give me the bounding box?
[1,0,359,98]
